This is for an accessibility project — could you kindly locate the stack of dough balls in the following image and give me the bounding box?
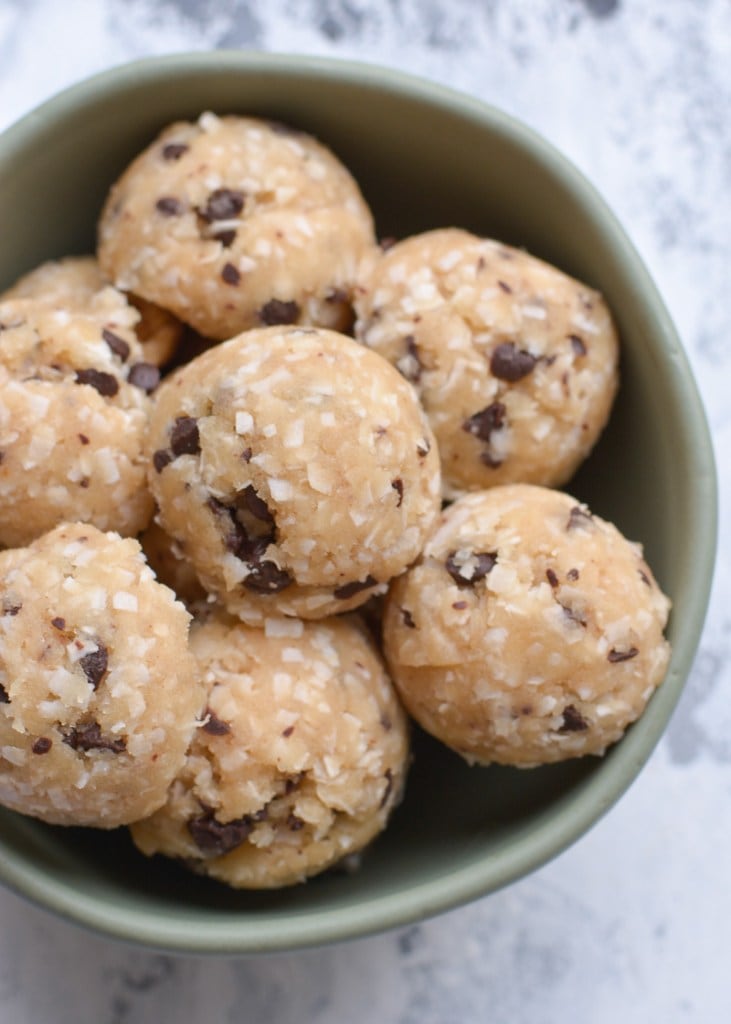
[0,109,671,891]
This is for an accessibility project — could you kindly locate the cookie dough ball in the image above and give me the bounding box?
[139,519,207,608]
[0,523,202,827]
[354,229,619,497]
[383,485,671,767]
[0,297,156,547]
[146,326,441,622]
[131,610,409,888]
[2,255,183,366]
[98,112,377,340]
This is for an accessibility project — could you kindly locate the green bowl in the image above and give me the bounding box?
[0,52,716,954]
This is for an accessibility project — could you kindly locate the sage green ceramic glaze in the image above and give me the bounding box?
[0,52,716,955]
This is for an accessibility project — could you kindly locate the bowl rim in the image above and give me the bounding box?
[0,49,718,955]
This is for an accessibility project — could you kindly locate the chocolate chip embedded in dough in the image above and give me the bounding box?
[608,646,639,663]
[221,262,241,286]
[566,568,580,581]
[567,505,594,530]
[546,568,559,588]
[170,416,200,457]
[497,279,513,293]
[128,362,161,394]
[0,683,9,704]
[155,196,184,216]
[162,142,189,161]
[416,437,431,458]
[31,737,52,755]
[75,368,119,397]
[569,333,588,357]
[379,768,394,810]
[153,449,173,473]
[445,550,497,587]
[243,560,294,595]
[560,603,587,628]
[187,811,252,856]
[102,328,130,362]
[490,342,537,382]
[400,607,416,629]
[201,710,231,736]
[559,704,589,732]
[80,643,109,690]
[62,721,126,753]
[396,335,422,383]
[1,601,21,617]
[51,616,66,630]
[333,575,378,600]
[258,298,301,326]
[199,188,245,223]
[462,401,506,443]
[391,478,404,507]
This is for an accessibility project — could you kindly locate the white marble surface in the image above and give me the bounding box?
[0,1,729,1020]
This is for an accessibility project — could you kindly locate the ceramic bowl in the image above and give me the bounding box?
[0,51,716,954]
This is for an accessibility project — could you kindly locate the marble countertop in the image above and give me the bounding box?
[0,1,729,1021]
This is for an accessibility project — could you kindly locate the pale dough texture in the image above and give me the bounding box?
[98,112,376,339]
[354,229,619,497]
[0,295,155,547]
[131,610,409,889]
[0,523,202,827]
[383,485,671,766]
[146,326,441,622]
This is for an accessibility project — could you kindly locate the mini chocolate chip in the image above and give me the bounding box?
[379,768,394,810]
[214,229,237,247]
[243,561,293,594]
[546,568,559,588]
[153,449,173,473]
[282,725,295,738]
[569,333,588,356]
[416,438,431,457]
[463,401,506,443]
[560,603,587,627]
[80,644,108,690]
[128,362,160,393]
[334,575,378,600]
[188,812,252,856]
[75,369,119,397]
[200,188,245,222]
[170,416,200,457]
[559,705,589,732]
[221,262,241,285]
[566,568,580,581]
[490,342,537,381]
[63,721,126,753]
[202,711,231,736]
[287,813,305,832]
[0,683,9,704]
[397,335,422,383]
[78,433,90,445]
[497,279,512,293]
[51,616,66,630]
[162,142,189,160]
[452,600,469,610]
[156,196,184,216]
[400,607,416,629]
[240,447,253,463]
[567,505,593,530]
[32,737,52,755]
[639,569,651,586]
[102,328,130,362]
[380,713,393,732]
[79,478,90,489]
[284,775,303,795]
[608,646,639,663]
[445,551,497,587]
[239,484,274,525]
[392,478,404,506]
[2,601,21,617]
[258,298,300,325]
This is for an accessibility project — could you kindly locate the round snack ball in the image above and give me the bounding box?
[146,326,441,622]
[130,610,409,889]
[0,523,203,827]
[354,229,619,498]
[382,485,671,767]
[98,112,377,340]
[0,296,156,547]
[1,255,183,366]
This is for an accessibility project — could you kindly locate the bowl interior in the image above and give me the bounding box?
[0,53,716,953]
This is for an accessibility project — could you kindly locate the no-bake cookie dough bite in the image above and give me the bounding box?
[130,610,409,889]
[0,294,158,547]
[354,229,619,497]
[1,255,183,367]
[383,485,671,767]
[146,326,441,623]
[0,523,202,827]
[97,112,377,340]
